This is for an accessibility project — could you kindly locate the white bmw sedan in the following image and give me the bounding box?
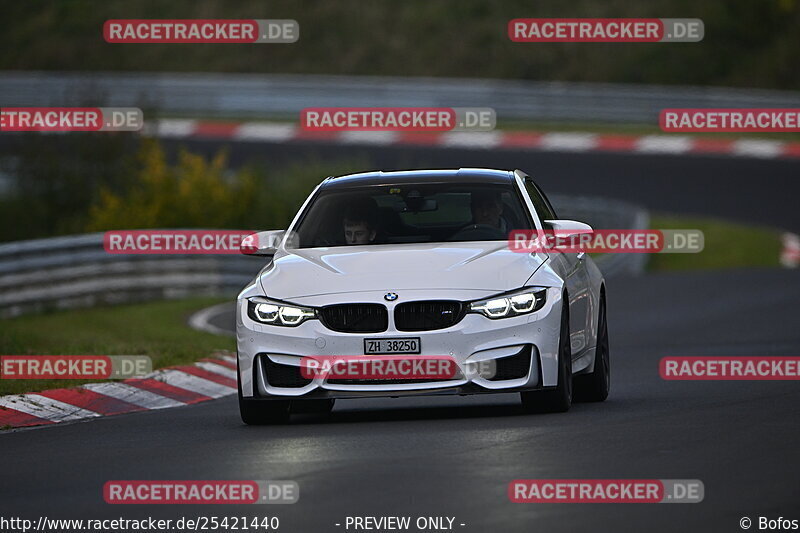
[236,169,609,424]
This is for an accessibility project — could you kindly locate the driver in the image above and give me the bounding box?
[342,204,378,245]
[468,190,508,233]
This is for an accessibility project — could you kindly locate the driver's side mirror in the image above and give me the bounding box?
[241,230,286,257]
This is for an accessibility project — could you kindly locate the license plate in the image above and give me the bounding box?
[363,337,421,355]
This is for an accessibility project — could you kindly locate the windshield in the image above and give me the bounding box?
[293,182,533,248]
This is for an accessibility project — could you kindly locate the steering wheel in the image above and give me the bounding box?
[451,223,506,241]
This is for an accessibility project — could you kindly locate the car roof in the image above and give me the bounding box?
[320,168,515,189]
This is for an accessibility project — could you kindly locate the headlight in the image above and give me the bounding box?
[247,297,317,327]
[468,287,547,319]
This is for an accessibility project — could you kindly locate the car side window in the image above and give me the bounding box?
[523,179,557,221]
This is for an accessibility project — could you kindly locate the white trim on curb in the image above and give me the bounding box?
[0,394,100,423]
[83,382,186,409]
[140,119,800,160]
[195,361,238,379]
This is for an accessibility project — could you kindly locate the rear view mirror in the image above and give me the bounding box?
[402,198,438,213]
[402,189,438,212]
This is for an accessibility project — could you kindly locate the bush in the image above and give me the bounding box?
[0,134,367,241]
[87,139,260,230]
[85,139,367,232]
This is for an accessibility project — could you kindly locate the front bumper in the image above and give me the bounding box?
[236,288,563,399]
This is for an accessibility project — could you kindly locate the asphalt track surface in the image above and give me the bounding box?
[1,135,799,231]
[2,267,799,532]
[1,142,799,532]
[169,138,800,232]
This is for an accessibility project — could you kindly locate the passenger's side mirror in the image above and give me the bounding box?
[543,219,593,238]
[241,230,286,257]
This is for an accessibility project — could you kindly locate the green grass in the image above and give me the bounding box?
[0,297,233,396]
[647,215,783,272]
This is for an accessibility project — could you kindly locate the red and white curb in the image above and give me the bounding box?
[781,233,800,268]
[0,351,238,429]
[143,119,800,160]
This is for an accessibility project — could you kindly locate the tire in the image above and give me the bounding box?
[521,299,572,413]
[237,359,291,425]
[574,292,610,402]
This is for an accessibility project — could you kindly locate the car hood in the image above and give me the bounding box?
[259,242,545,299]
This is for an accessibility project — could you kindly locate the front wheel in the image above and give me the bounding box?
[521,299,572,413]
[237,360,291,425]
[574,292,610,402]
[239,396,291,425]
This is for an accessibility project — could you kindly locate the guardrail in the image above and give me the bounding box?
[2,71,799,124]
[0,233,264,318]
[0,196,648,319]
